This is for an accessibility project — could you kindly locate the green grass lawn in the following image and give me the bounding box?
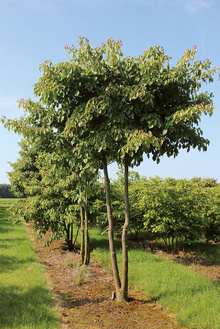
[0,204,58,329]
[90,229,220,329]
[0,198,17,205]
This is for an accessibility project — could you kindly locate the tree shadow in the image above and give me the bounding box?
[0,285,57,328]
[0,237,31,250]
[0,254,36,273]
[0,205,10,217]
[89,233,164,264]
[89,232,124,251]
[0,212,17,235]
[178,241,220,265]
[61,295,107,308]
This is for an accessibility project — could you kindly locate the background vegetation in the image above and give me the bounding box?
[0,184,16,198]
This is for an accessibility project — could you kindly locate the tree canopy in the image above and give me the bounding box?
[3,38,218,163]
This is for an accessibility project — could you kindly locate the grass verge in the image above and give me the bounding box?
[90,229,220,329]
[0,204,58,329]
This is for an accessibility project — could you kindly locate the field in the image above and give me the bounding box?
[0,199,219,328]
[0,198,16,205]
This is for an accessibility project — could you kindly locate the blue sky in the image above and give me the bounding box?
[0,0,219,183]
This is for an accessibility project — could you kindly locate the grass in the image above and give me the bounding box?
[0,198,17,205]
[91,229,220,329]
[75,265,91,285]
[128,249,219,329]
[0,203,58,329]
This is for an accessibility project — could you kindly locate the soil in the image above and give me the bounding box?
[25,223,219,329]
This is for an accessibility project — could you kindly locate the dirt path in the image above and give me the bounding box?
[26,224,186,329]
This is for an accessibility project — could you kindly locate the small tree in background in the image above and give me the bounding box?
[140,177,206,250]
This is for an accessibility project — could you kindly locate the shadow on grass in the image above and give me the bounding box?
[0,285,57,329]
[0,254,36,273]
[89,233,121,251]
[179,241,220,264]
[0,238,30,250]
[0,214,14,234]
[0,206,10,217]
[89,231,164,262]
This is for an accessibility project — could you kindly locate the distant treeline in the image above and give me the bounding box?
[0,184,16,198]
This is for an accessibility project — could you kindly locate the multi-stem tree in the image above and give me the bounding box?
[2,37,219,302]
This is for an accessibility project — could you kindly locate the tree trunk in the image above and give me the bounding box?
[67,223,73,251]
[73,223,80,249]
[121,156,130,302]
[80,204,85,264]
[64,220,73,251]
[102,156,123,302]
[83,191,90,265]
[70,222,73,248]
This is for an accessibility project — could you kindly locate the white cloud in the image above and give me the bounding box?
[140,0,216,13]
[177,0,215,13]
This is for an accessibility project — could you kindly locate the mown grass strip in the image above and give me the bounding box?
[90,229,220,329]
[0,204,58,329]
[0,198,17,205]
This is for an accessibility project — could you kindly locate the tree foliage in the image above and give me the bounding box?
[138,177,206,249]
[8,137,98,258]
[104,174,220,248]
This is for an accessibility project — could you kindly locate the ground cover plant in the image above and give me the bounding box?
[0,203,58,329]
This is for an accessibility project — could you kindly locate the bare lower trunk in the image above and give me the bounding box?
[64,221,73,251]
[80,204,85,264]
[70,222,73,247]
[102,156,123,302]
[73,224,80,248]
[121,156,130,302]
[83,192,90,265]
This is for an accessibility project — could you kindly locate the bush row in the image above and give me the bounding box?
[92,175,220,249]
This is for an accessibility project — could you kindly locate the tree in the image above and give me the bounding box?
[8,139,42,198]
[8,137,97,258]
[192,178,220,243]
[2,37,219,302]
[203,184,220,243]
[139,177,206,250]
[112,175,220,247]
[8,140,77,249]
[0,184,15,198]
